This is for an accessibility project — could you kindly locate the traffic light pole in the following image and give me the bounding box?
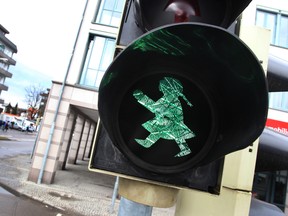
[117,178,179,216]
[118,197,153,216]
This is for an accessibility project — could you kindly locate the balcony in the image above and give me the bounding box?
[0,52,16,66]
[0,67,12,78]
[0,83,8,91]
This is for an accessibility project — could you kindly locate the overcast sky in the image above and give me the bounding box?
[0,0,86,108]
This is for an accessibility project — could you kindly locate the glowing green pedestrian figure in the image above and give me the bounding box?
[133,77,195,157]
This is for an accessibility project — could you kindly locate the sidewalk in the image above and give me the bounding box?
[0,130,175,216]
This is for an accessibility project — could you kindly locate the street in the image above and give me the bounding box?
[0,128,36,158]
[0,128,175,216]
[0,139,34,158]
[0,129,69,216]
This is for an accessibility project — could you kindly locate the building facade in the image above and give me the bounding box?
[28,0,125,184]
[241,0,288,214]
[0,24,17,105]
[29,0,288,214]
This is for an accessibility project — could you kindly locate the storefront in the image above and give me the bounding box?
[253,171,288,211]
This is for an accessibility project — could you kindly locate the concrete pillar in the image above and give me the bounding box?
[84,123,96,159]
[77,120,90,160]
[67,115,85,164]
[58,112,77,170]
[28,83,71,184]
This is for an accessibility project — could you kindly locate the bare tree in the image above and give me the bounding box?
[25,84,46,120]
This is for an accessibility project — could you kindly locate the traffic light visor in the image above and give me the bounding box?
[133,0,252,30]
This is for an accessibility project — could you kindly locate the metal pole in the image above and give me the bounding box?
[118,197,153,216]
[30,122,42,159]
[110,176,119,214]
[37,0,89,184]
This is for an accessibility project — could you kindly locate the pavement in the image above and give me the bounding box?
[0,129,175,216]
[0,185,65,216]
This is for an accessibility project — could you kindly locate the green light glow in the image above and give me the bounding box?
[132,30,192,56]
[133,77,195,157]
[99,70,118,89]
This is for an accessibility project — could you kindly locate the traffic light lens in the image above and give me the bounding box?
[164,0,201,22]
[118,73,217,172]
[133,77,195,158]
[133,0,249,31]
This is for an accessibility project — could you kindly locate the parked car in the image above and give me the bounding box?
[20,124,35,132]
[8,121,22,130]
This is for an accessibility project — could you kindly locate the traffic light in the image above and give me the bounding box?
[98,22,267,174]
[256,128,288,172]
[267,54,288,91]
[90,0,268,191]
[118,0,252,46]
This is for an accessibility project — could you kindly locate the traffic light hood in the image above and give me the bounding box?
[133,0,253,31]
[99,23,268,174]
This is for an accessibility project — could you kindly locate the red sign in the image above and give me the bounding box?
[266,118,288,136]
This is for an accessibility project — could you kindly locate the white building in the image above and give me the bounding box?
[0,24,17,105]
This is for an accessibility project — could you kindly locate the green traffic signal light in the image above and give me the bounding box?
[119,73,216,171]
[133,77,195,158]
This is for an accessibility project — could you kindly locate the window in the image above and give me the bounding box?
[256,9,288,48]
[253,171,288,211]
[0,44,4,52]
[269,92,288,112]
[95,0,125,27]
[79,36,115,89]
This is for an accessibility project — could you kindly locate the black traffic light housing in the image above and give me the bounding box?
[90,0,268,191]
[98,23,268,174]
[92,123,223,193]
[256,128,288,172]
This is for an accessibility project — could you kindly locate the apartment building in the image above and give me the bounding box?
[28,0,124,184]
[0,24,17,105]
[29,0,288,214]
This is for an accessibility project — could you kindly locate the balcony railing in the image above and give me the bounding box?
[0,67,12,78]
[0,83,8,91]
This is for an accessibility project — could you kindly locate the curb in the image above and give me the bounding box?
[0,181,70,215]
[0,136,10,140]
